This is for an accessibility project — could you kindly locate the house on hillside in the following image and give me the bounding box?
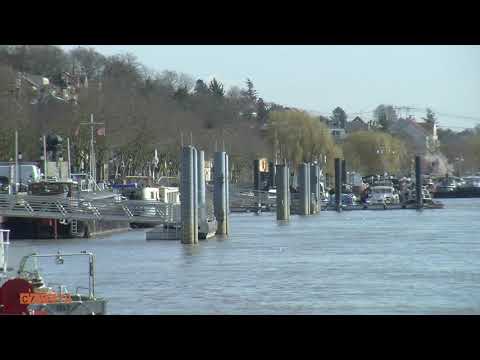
[390,116,443,174]
[390,116,439,155]
[325,115,347,142]
[345,116,369,133]
[390,117,424,153]
[18,70,87,106]
[418,121,440,153]
[330,128,347,142]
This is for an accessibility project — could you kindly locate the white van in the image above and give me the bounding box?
[0,164,42,185]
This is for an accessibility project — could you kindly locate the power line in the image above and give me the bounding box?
[309,105,480,127]
[437,124,477,130]
[435,113,480,122]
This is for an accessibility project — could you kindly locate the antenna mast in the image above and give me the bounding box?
[80,114,104,182]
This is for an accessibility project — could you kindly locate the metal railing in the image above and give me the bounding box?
[1,229,10,277]
[0,194,181,224]
[229,186,277,210]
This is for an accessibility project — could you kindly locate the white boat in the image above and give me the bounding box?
[461,176,480,188]
[129,186,180,228]
[402,186,434,205]
[267,188,276,199]
[434,177,460,193]
[368,185,400,205]
[319,182,330,203]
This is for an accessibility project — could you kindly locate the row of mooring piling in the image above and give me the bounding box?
[274,161,322,220]
[271,154,425,220]
[180,146,229,244]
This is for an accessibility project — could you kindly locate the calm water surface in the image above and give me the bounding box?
[8,198,480,314]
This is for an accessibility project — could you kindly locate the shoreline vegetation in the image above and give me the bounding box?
[0,45,479,182]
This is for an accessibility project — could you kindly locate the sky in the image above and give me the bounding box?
[62,45,480,130]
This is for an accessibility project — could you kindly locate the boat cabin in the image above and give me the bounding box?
[0,176,10,194]
[462,176,480,188]
[28,181,79,198]
[141,187,160,201]
[368,185,400,204]
[158,186,180,203]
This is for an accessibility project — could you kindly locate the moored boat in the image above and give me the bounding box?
[433,175,480,198]
[367,185,400,205]
[0,229,106,315]
[2,177,130,239]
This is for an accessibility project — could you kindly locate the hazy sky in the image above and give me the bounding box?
[62,45,480,129]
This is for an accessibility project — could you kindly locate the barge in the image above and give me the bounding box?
[1,178,130,240]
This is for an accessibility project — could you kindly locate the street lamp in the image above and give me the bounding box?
[454,155,465,177]
[17,152,23,191]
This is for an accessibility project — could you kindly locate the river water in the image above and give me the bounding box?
[7,198,480,314]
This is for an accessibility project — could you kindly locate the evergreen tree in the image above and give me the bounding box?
[241,78,257,103]
[374,104,397,132]
[257,97,268,124]
[208,78,225,97]
[173,85,189,105]
[319,115,329,124]
[194,79,209,95]
[422,108,437,131]
[330,107,347,129]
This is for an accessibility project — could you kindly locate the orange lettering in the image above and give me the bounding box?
[20,292,74,304]
[19,293,33,304]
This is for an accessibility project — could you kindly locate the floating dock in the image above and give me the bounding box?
[321,202,444,211]
[229,201,444,214]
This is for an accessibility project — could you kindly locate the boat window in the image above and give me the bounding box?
[373,188,392,194]
[151,192,154,199]
[30,183,68,195]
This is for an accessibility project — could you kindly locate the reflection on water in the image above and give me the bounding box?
[6,198,480,314]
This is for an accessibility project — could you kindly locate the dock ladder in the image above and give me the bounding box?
[71,219,78,235]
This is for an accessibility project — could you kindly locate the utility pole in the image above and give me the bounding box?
[80,114,104,183]
[67,137,72,179]
[274,128,278,165]
[14,130,19,193]
[43,135,47,180]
